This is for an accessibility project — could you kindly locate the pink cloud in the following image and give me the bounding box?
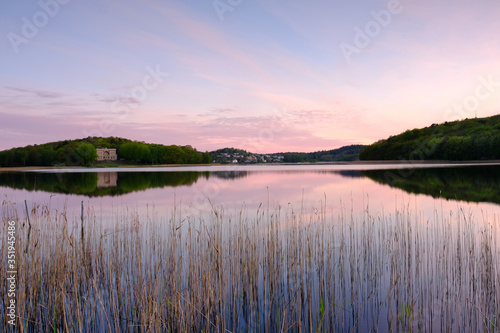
[0,113,87,150]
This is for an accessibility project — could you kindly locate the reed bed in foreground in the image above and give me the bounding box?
[1,198,499,332]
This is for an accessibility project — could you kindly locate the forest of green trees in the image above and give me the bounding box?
[4,114,498,167]
[283,145,365,162]
[360,115,500,161]
[0,137,211,167]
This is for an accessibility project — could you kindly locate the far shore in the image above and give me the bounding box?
[1,160,500,172]
[0,163,217,172]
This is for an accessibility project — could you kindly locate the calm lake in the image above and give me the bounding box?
[2,163,500,216]
[1,163,499,332]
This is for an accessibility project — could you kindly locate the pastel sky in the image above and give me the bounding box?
[1,0,499,153]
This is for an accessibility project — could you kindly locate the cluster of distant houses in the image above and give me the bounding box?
[96,148,285,165]
[213,152,284,164]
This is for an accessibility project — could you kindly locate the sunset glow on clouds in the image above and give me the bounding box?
[1,0,499,152]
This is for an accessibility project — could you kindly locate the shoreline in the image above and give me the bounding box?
[0,163,217,172]
[1,160,500,172]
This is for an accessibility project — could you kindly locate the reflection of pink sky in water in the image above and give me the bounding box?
[3,168,499,230]
[3,167,498,332]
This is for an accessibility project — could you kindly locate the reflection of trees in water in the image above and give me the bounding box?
[0,172,99,195]
[118,172,205,193]
[336,170,363,178]
[2,166,498,204]
[0,171,208,197]
[243,170,364,178]
[210,170,362,180]
[362,166,500,204]
[211,171,248,180]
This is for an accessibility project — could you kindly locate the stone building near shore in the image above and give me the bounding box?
[96,148,117,161]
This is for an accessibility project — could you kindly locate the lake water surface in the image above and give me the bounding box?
[2,163,500,217]
[1,163,499,331]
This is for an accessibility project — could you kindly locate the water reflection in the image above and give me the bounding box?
[1,165,498,332]
[212,170,248,180]
[362,165,500,204]
[0,171,208,197]
[97,172,117,187]
[0,165,499,205]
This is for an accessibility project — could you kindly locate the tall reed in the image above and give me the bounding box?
[1,197,499,332]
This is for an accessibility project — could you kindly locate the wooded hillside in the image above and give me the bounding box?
[0,137,211,167]
[360,115,500,161]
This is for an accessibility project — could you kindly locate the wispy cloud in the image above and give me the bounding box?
[197,107,237,117]
[92,93,141,105]
[2,0,500,152]
[0,113,85,150]
[4,86,67,99]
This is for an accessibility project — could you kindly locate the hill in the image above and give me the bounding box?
[360,115,500,161]
[282,145,366,163]
[210,145,366,164]
[1,137,367,168]
[0,137,211,167]
[210,148,284,164]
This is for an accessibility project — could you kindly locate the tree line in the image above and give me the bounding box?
[118,142,211,165]
[0,137,211,167]
[283,145,365,163]
[360,115,500,161]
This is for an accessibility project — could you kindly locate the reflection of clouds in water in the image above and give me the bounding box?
[1,165,499,225]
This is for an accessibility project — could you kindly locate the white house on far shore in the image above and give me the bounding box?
[96,148,117,161]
